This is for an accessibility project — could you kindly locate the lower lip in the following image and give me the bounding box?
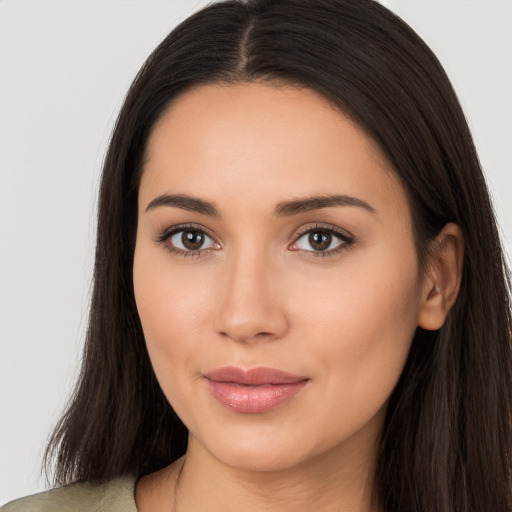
[205,379,309,413]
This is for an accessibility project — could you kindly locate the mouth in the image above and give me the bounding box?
[203,366,310,413]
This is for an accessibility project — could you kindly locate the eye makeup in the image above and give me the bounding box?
[154,222,356,260]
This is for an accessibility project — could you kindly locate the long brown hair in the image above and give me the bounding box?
[45,1,512,510]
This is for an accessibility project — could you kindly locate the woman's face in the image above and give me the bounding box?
[133,82,427,472]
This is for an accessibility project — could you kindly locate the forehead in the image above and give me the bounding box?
[141,82,410,221]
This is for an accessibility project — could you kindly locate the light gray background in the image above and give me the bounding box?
[1,0,511,504]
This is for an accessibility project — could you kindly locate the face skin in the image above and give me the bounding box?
[133,82,463,512]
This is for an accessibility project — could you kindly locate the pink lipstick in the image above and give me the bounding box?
[204,366,309,413]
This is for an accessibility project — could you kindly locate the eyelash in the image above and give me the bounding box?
[155,223,355,260]
[292,224,355,258]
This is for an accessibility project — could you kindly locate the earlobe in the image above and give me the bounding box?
[417,223,464,331]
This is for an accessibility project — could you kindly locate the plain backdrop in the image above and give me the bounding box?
[1,0,511,504]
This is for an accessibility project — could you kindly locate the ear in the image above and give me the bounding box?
[417,223,464,331]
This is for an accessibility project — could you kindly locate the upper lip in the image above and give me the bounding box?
[204,366,309,386]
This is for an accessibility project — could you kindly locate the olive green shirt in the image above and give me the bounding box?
[0,476,137,512]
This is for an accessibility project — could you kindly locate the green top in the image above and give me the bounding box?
[0,476,138,512]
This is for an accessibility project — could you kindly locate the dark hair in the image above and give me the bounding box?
[45,1,512,510]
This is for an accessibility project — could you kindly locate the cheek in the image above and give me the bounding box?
[133,229,204,331]
[133,239,221,413]
[134,273,205,344]
[133,241,198,374]
[293,244,421,415]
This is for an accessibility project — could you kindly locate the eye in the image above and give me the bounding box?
[170,229,216,251]
[290,225,354,257]
[156,224,220,257]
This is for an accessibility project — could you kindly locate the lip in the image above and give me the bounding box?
[203,366,310,413]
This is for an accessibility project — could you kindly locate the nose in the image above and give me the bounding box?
[212,249,289,345]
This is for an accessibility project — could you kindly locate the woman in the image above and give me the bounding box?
[2,0,511,511]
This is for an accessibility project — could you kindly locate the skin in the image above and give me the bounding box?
[133,82,464,512]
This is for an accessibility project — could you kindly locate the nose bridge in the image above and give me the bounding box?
[213,243,288,344]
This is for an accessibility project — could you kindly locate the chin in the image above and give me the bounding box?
[214,444,307,473]
[190,423,321,473]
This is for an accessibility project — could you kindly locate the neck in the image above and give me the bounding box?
[174,436,378,512]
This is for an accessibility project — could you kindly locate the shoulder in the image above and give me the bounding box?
[0,475,137,512]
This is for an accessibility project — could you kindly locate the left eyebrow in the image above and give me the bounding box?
[274,194,376,217]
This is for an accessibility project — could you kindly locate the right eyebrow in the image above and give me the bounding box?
[145,193,221,217]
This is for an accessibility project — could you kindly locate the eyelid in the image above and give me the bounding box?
[289,223,355,257]
[155,222,355,259]
[155,223,221,259]
[155,222,217,243]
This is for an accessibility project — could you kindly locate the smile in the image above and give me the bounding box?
[203,366,310,414]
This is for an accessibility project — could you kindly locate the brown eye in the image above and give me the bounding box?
[181,230,205,250]
[292,226,353,254]
[168,229,217,252]
[308,231,332,251]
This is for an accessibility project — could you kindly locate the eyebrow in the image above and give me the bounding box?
[274,194,376,216]
[146,193,219,216]
[145,193,376,217]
